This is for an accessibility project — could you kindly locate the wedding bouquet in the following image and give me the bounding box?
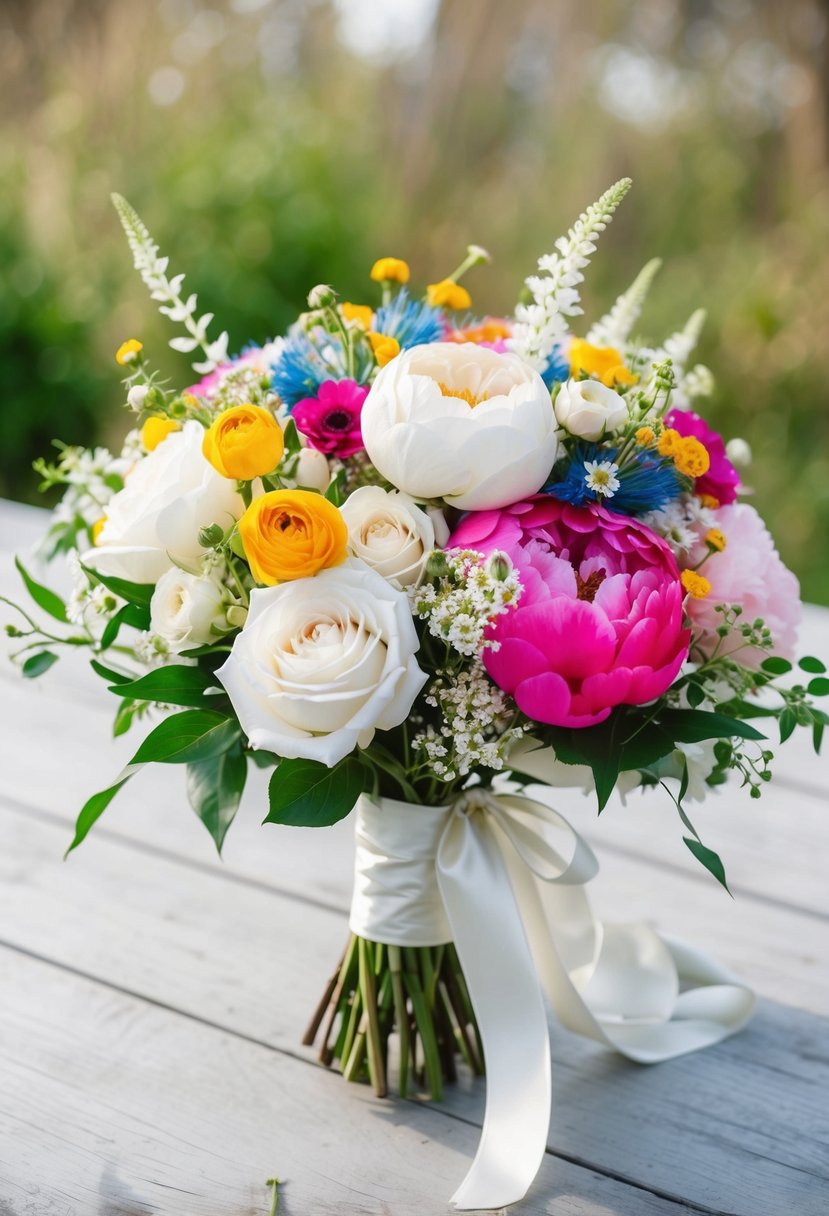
[7,179,827,1209]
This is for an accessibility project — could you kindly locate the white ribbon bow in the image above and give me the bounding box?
[349,788,755,1211]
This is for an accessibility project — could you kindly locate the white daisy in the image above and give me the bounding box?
[584,459,620,498]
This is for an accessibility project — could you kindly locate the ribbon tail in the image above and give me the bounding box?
[437,810,551,1211]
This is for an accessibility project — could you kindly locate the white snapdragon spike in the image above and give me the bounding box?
[639,308,707,405]
[216,561,427,767]
[112,193,229,374]
[586,257,662,349]
[554,378,628,441]
[361,343,559,511]
[82,420,245,584]
[509,178,632,371]
[340,486,443,589]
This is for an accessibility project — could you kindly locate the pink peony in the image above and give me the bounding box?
[448,499,690,728]
[664,408,740,505]
[292,379,368,459]
[685,503,801,668]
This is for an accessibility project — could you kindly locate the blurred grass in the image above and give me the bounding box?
[1,0,828,600]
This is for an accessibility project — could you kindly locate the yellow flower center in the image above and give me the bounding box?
[437,381,489,408]
[705,528,726,553]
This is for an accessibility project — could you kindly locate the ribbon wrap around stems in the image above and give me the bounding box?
[349,788,755,1211]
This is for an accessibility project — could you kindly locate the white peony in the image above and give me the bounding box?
[553,377,628,441]
[340,486,447,589]
[360,342,559,511]
[82,420,245,584]
[150,567,229,653]
[216,560,427,766]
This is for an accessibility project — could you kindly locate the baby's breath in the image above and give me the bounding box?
[412,550,521,658]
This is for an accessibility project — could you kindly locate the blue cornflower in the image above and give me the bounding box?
[541,345,570,388]
[271,330,340,406]
[374,289,445,349]
[545,442,684,516]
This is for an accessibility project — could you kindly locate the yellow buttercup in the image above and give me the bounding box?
[202,405,284,481]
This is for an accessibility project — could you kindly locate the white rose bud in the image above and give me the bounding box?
[216,561,427,767]
[554,378,628,441]
[340,486,438,589]
[150,567,228,653]
[295,447,331,493]
[725,437,752,468]
[127,384,149,411]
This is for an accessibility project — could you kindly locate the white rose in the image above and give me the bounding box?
[554,378,628,441]
[360,342,559,511]
[216,560,427,766]
[150,567,228,653]
[295,447,331,492]
[340,486,441,588]
[82,420,245,584]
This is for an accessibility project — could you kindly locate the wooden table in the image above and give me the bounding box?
[1,497,827,1215]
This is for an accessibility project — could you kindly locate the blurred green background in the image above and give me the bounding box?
[2,0,828,599]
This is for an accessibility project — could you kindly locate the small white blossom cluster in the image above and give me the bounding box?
[510,178,632,371]
[134,631,172,666]
[642,495,717,558]
[412,550,522,657]
[48,432,140,537]
[66,550,122,637]
[413,663,527,781]
[199,341,286,417]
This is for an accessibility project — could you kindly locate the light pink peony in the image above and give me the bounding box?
[448,499,690,728]
[685,503,801,668]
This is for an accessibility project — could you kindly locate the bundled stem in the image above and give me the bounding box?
[305,934,484,1099]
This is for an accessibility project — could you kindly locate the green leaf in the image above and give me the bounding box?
[22,651,58,678]
[761,656,792,676]
[814,720,825,754]
[799,655,827,675]
[685,682,705,709]
[90,659,133,685]
[715,698,780,720]
[658,709,765,743]
[130,709,240,765]
[108,665,223,707]
[15,557,68,624]
[683,836,731,894]
[186,745,247,853]
[81,563,155,608]
[779,707,797,743]
[100,602,151,650]
[807,677,829,697]
[265,756,365,828]
[66,764,141,856]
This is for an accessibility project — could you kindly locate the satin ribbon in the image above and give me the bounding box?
[349,789,755,1211]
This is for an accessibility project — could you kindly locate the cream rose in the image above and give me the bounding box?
[340,486,446,589]
[360,342,559,511]
[554,378,628,441]
[83,420,245,584]
[150,567,229,653]
[216,560,427,766]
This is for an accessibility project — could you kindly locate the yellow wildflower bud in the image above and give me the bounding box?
[367,331,401,367]
[569,338,637,388]
[635,426,656,447]
[426,279,471,310]
[681,570,712,599]
[705,528,726,553]
[341,302,374,329]
[116,339,143,366]
[239,489,348,586]
[698,493,720,510]
[203,404,284,480]
[673,436,711,479]
[657,427,681,458]
[370,257,411,285]
[141,416,180,452]
[92,517,107,544]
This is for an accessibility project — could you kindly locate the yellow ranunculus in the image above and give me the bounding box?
[673,436,711,479]
[370,257,410,284]
[426,279,471,310]
[202,405,284,481]
[116,338,143,365]
[239,489,348,586]
[367,331,400,367]
[341,302,374,329]
[569,338,637,387]
[141,416,180,452]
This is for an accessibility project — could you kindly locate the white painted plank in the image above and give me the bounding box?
[0,948,694,1216]
[1,805,828,1214]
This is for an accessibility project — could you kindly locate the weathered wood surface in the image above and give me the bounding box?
[1,499,828,1216]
